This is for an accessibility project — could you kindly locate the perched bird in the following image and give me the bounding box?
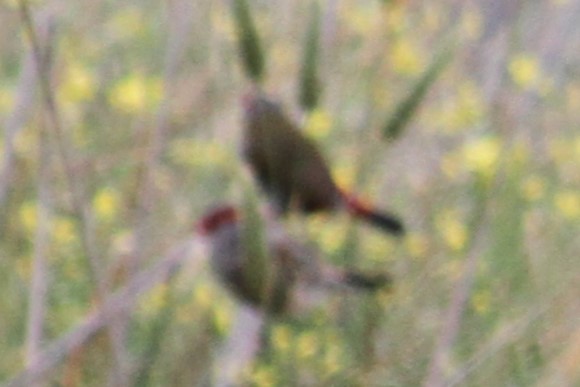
[241,91,405,236]
[196,205,391,315]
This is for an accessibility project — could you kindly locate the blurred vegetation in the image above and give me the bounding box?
[1,0,579,386]
[232,0,265,83]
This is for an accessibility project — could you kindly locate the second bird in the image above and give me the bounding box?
[197,205,391,315]
[241,91,405,236]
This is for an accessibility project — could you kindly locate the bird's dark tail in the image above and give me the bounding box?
[341,192,405,236]
[343,270,393,291]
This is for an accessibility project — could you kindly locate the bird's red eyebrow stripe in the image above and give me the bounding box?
[198,206,239,234]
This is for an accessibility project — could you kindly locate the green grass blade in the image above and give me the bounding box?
[132,282,177,387]
[240,186,271,307]
[299,0,322,111]
[231,0,266,82]
[382,45,454,140]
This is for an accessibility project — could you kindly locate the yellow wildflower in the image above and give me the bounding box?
[213,304,233,336]
[509,54,541,89]
[93,188,119,222]
[324,344,343,376]
[305,109,332,139]
[462,136,501,179]
[108,74,162,114]
[555,191,580,219]
[53,217,77,247]
[364,232,395,262]
[19,201,38,234]
[436,209,467,252]
[391,38,422,76]
[251,365,276,387]
[0,85,14,112]
[59,63,96,103]
[271,325,292,352]
[193,282,214,309]
[312,218,347,255]
[297,332,319,359]
[333,163,356,189]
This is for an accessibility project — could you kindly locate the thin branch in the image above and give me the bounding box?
[0,11,53,211]
[422,238,487,387]
[422,187,490,387]
[17,2,102,285]
[447,275,578,386]
[25,121,54,387]
[214,306,264,387]
[4,239,203,387]
[17,1,127,383]
[130,0,194,273]
[111,3,196,380]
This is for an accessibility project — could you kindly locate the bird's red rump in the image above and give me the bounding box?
[340,191,372,217]
[197,205,239,234]
[339,190,405,235]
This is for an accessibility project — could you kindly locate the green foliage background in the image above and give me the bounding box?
[0,0,579,386]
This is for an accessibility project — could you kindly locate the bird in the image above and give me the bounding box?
[241,90,405,236]
[196,204,392,315]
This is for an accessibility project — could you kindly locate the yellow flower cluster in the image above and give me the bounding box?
[362,231,396,263]
[108,74,163,114]
[306,214,348,255]
[436,81,485,133]
[462,135,502,180]
[53,217,77,247]
[509,54,545,91]
[59,63,96,103]
[93,188,119,223]
[305,109,333,140]
[168,138,230,168]
[272,325,292,352]
[0,84,14,113]
[436,209,467,252]
[555,191,580,219]
[19,201,37,234]
[250,365,276,387]
[390,38,423,76]
[333,162,356,190]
